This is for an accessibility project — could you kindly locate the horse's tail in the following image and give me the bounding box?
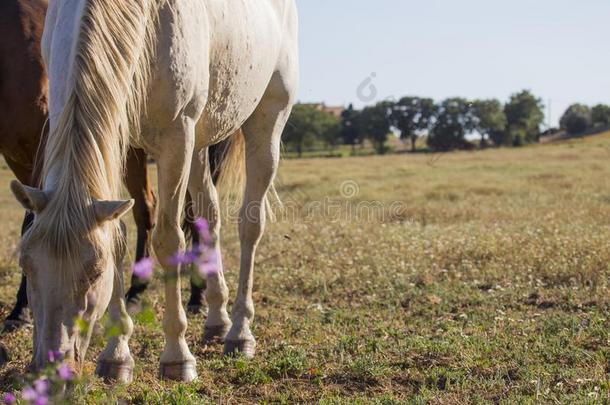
[215,129,246,205]
[182,131,246,242]
[184,129,278,239]
[215,129,280,220]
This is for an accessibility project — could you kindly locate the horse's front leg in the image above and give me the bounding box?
[95,265,135,383]
[152,117,197,382]
[96,223,134,384]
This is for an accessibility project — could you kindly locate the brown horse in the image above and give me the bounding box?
[0,0,206,331]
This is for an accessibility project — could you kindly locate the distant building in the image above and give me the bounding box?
[302,103,345,118]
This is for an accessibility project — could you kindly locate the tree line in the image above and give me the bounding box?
[283,90,610,157]
[559,103,610,135]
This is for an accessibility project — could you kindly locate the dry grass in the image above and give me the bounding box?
[0,133,609,403]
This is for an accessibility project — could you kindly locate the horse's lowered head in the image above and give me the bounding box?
[10,180,133,370]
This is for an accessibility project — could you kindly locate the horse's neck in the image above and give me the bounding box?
[42,0,156,199]
[44,0,85,111]
[42,0,84,193]
[42,161,61,192]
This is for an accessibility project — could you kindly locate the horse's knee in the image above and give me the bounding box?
[152,220,185,265]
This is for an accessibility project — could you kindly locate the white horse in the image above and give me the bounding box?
[10,0,298,382]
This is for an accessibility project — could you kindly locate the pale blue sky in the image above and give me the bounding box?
[296,0,610,127]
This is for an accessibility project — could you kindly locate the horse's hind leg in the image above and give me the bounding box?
[187,148,231,342]
[224,72,295,358]
[124,148,156,313]
[184,194,207,315]
[185,140,232,315]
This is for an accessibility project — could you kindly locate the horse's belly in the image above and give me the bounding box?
[198,66,276,145]
[196,0,286,145]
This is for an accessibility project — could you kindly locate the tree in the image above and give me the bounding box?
[560,104,592,135]
[320,119,341,153]
[428,98,475,151]
[359,101,393,154]
[471,99,507,147]
[282,104,338,157]
[340,104,363,153]
[591,104,610,127]
[488,127,511,147]
[504,90,544,146]
[391,97,436,152]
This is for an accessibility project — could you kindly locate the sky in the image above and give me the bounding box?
[296,0,610,127]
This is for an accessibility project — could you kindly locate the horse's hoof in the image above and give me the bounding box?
[3,320,30,333]
[224,339,256,359]
[95,360,134,384]
[203,324,230,344]
[126,299,143,316]
[3,309,32,333]
[159,360,198,382]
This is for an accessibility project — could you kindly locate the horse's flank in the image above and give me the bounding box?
[23,0,162,274]
[0,0,48,185]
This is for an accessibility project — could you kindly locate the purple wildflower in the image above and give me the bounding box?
[170,249,200,266]
[3,393,15,405]
[189,243,203,257]
[21,387,36,402]
[169,252,187,266]
[198,261,217,277]
[47,350,63,363]
[193,218,218,275]
[34,379,49,396]
[132,257,154,280]
[194,218,213,244]
[193,217,209,234]
[167,217,219,276]
[198,249,219,276]
[33,397,48,405]
[19,378,50,405]
[57,363,74,381]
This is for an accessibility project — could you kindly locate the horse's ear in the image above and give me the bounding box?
[94,199,135,224]
[10,180,48,212]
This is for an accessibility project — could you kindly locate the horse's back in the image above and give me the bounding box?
[148,0,298,147]
[204,0,296,138]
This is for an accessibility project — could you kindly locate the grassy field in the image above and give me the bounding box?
[0,133,609,403]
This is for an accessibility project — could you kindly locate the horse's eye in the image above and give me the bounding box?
[82,261,104,286]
